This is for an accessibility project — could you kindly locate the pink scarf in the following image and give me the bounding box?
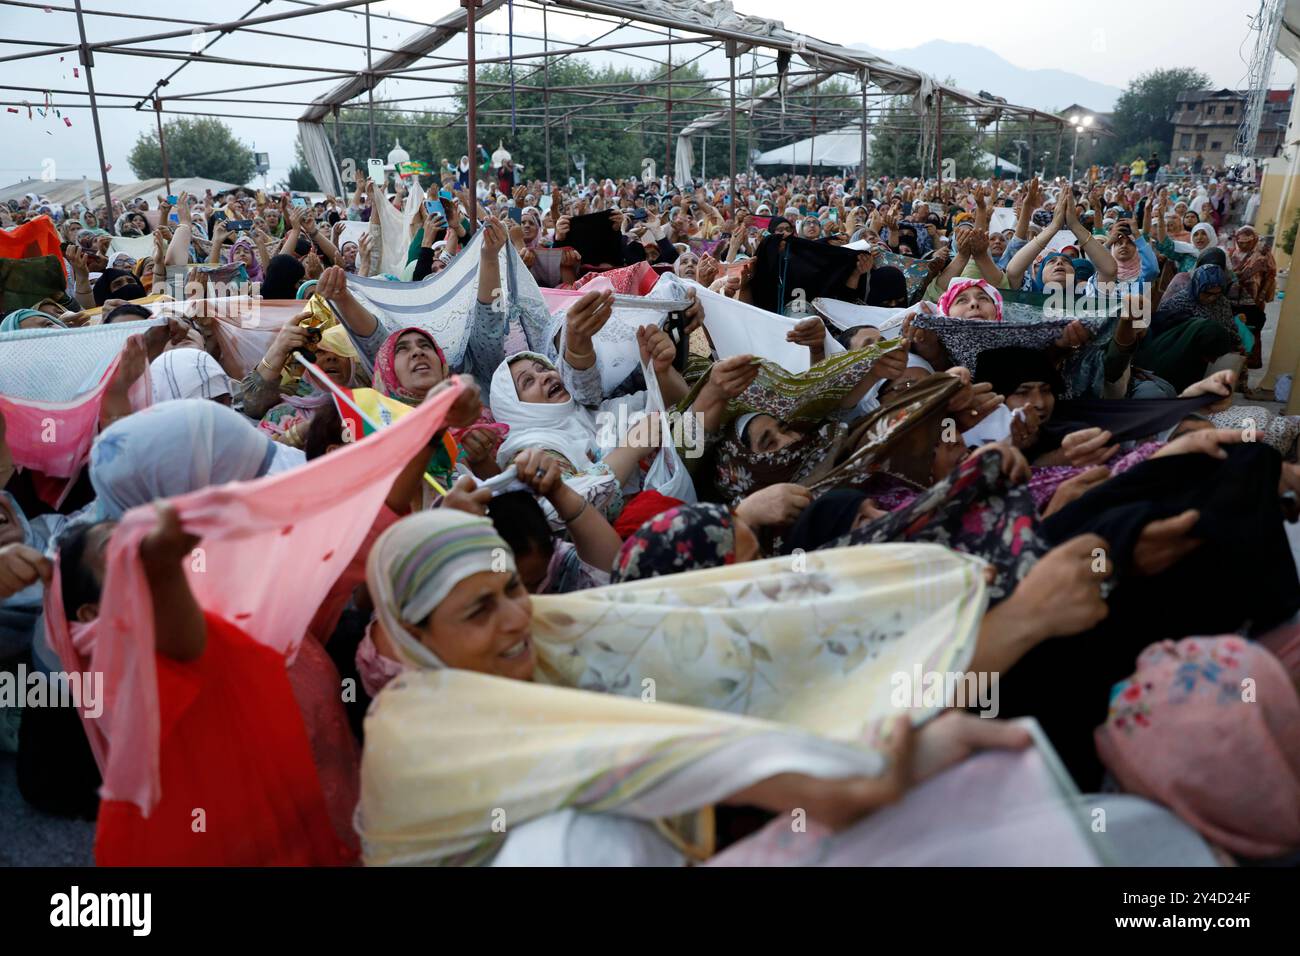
[44,380,466,816]
[937,277,1004,321]
[1095,636,1300,859]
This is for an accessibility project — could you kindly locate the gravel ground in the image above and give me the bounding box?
[0,753,94,866]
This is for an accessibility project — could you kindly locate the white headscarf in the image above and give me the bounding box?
[489,352,599,471]
[149,348,232,403]
[89,399,277,520]
[1190,222,1218,249]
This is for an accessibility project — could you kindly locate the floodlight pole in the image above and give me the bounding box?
[464,0,483,233]
[73,0,114,233]
[153,97,171,194]
[1054,124,1063,179]
[365,3,376,159]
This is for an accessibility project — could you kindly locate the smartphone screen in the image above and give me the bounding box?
[368,159,386,186]
[439,189,454,201]
[290,197,307,208]
[507,207,523,223]
[165,194,178,205]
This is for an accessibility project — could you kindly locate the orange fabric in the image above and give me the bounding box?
[94,613,356,867]
[0,215,65,271]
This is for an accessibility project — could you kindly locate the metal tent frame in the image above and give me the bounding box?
[0,0,1066,233]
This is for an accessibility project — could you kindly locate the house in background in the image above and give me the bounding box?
[1171,87,1295,167]
[1054,104,1114,171]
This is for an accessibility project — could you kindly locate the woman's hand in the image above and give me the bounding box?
[565,290,614,356]
[514,447,566,499]
[315,265,350,302]
[1052,320,1092,350]
[786,316,826,356]
[636,324,676,374]
[1061,427,1119,467]
[459,427,500,472]
[266,312,310,369]
[1180,369,1236,412]
[1151,426,1244,461]
[442,474,492,516]
[1002,533,1112,640]
[735,483,813,528]
[968,442,1031,484]
[1042,465,1110,517]
[441,377,483,428]
[706,354,760,400]
[1131,510,1201,575]
[906,711,1033,786]
[0,544,52,598]
[139,501,200,570]
[480,216,508,258]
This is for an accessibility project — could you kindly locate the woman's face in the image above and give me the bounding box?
[1192,229,1213,251]
[63,222,82,244]
[19,312,61,330]
[988,232,1007,258]
[413,568,535,682]
[850,498,887,532]
[930,434,968,483]
[1182,212,1199,231]
[947,285,999,321]
[1006,381,1056,424]
[801,219,821,239]
[522,216,539,242]
[1235,228,1258,253]
[848,326,883,350]
[393,331,445,395]
[1110,233,1137,263]
[745,414,801,453]
[675,252,698,281]
[232,244,253,266]
[511,358,568,404]
[1197,285,1223,306]
[341,243,357,270]
[773,220,794,238]
[317,349,352,388]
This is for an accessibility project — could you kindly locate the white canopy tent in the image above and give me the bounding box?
[753,125,868,169]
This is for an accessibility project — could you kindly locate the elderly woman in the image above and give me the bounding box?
[351,508,1109,867]
[1227,225,1276,368]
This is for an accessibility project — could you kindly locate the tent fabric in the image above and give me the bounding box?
[755,126,869,168]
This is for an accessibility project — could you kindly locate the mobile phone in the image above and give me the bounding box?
[368,158,386,186]
[165,194,178,205]
[290,197,307,208]
[226,220,253,231]
[424,199,439,215]
[631,208,648,222]
[507,207,523,223]
[439,189,454,201]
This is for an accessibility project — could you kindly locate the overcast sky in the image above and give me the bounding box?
[0,0,1290,188]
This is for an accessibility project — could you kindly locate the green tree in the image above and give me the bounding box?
[1106,67,1211,166]
[869,95,987,180]
[127,117,257,184]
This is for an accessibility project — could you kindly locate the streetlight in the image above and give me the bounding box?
[1069,114,1093,181]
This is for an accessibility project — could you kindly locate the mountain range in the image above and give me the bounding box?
[853,40,1123,113]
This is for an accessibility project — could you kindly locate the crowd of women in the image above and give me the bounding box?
[0,160,1297,867]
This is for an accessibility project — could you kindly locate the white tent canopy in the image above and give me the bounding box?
[754,125,868,168]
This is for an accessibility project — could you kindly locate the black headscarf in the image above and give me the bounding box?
[973,347,1064,398]
[260,254,306,299]
[865,265,908,306]
[91,268,146,306]
[782,487,868,554]
[1196,247,1228,270]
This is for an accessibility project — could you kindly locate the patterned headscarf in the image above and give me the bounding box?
[937,277,1004,321]
[1096,637,1300,860]
[610,503,735,583]
[372,326,447,404]
[365,510,516,671]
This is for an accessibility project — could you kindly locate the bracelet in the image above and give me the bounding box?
[565,345,595,361]
[559,498,588,523]
[257,358,280,377]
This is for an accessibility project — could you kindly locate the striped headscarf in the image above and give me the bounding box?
[365,510,516,671]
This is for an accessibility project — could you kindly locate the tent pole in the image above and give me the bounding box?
[365,2,376,160]
[464,0,482,232]
[727,40,737,213]
[808,111,816,179]
[746,49,756,182]
[665,27,672,186]
[73,0,115,233]
[935,89,943,183]
[860,80,868,190]
[154,96,171,195]
[542,2,550,187]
